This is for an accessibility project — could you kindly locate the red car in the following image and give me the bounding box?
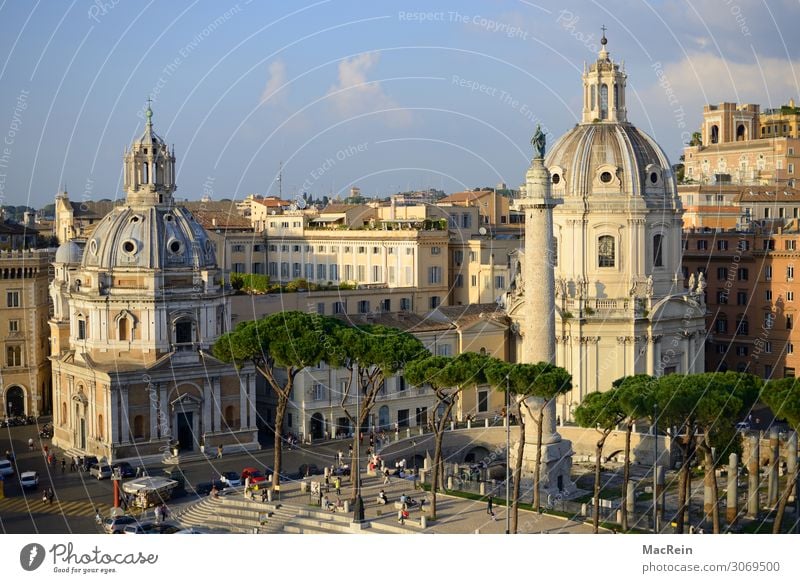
[240,467,266,484]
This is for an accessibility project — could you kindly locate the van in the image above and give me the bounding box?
[0,459,14,477]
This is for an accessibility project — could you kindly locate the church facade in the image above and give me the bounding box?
[506,35,706,421]
[49,107,258,460]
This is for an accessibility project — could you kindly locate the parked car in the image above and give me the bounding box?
[103,515,139,534]
[219,471,242,487]
[0,459,14,477]
[240,467,266,484]
[194,480,227,496]
[90,464,113,480]
[297,463,322,477]
[80,456,99,472]
[112,462,135,478]
[20,471,39,489]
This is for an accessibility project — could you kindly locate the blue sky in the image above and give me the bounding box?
[0,0,798,208]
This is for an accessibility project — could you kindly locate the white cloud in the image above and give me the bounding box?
[326,52,412,127]
[260,60,287,104]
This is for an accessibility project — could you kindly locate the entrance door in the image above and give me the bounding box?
[415,406,427,427]
[177,412,194,451]
[310,413,324,439]
[378,406,390,429]
[79,418,86,450]
[5,386,24,416]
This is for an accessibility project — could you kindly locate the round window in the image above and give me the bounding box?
[168,240,182,254]
[600,171,613,183]
[552,173,561,185]
[122,240,136,254]
[130,216,140,223]
[164,214,174,222]
[650,172,659,184]
[89,239,98,255]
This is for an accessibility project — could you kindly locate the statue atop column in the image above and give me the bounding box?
[531,124,546,159]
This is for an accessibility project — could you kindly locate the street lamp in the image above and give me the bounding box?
[412,440,417,473]
[653,403,659,534]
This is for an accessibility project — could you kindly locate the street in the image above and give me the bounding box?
[0,419,384,534]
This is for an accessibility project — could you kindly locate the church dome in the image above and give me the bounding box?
[54,240,83,264]
[81,204,216,271]
[545,122,676,200]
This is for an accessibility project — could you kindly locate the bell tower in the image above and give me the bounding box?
[123,101,176,206]
[581,27,628,123]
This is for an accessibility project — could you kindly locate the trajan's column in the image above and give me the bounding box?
[512,125,576,497]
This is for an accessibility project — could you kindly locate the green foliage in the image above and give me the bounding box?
[574,389,625,431]
[230,272,270,293]
[405,355,454,390]
[212,311,339,370]
[285,278,309,292]
[484,361,572,400]
[762,378,800,430]
[614,374,657,420]
[331,324,426,376]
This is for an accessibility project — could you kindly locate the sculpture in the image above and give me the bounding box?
[531,124,546,159]
[646,275,654,297]
[688,273,696,293]
[696,271,706,294]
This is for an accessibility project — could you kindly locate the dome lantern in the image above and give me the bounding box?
[581,27,627,124]
[123,100,177,206]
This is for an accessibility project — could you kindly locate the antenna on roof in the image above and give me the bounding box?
[277,161,283,199]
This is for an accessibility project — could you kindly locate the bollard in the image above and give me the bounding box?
[726,453,738,526]
[406,428,411,438]
[447,476,453,490]
[581,503,588,516]
[467,419,471,430]
[485,419,489,429]
[450,421,455,431]
[344,500,349,513]
[267,488,273,503]
[421,515,427,529]
[768,427,780,507]
[419,426,424,436]
[616,509,622,524]
[503,417,507,428]
[747,433,760,518]
[419,469,426,484]
[479,482,486,496]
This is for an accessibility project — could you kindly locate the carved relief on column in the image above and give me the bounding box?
[579,336,600,344]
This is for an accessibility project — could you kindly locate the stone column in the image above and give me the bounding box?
[768,427,780,507]
[625,480,635,516]
[159,384,169,439]
[747,433,760,517]
[726,453,738,526]
[121,388,131,443]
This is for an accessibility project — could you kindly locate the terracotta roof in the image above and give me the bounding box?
[439,190,492,203]
[320,204,361,214]
[334,311,453,333]
[255,197,292,208]
[0,221,38,235]
[734,188,800,203]
[70,200,120,218]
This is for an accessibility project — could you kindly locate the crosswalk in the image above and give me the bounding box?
[0,496,110,518]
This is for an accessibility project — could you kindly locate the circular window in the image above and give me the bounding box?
[89,239,98,255]
[164,214,174,222]
[600,171,613,183]
[168,240,182,254]
[122,240,137,254]
[650,172,659,184]
[552,173,561,185]
[130,216,140,223]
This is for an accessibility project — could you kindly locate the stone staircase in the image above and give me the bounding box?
[175,491,424,534]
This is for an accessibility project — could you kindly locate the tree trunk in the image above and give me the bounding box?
[699,434,720,533]
[272,397,287,489]
[511,400,525,534]
[532,400,545,513]
[772,467,799,533]
[430,399,456,520]
[621,421,632,531]
[592,434,608,534]
[675,441,690,534]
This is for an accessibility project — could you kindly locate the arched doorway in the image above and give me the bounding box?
[5,386,25,416]
[310,413,325,440]
[378,406,390,429]
[736,124,746,141]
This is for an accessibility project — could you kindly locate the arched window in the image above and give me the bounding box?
[61,402,67,425]
[97,414,104,440]
[133,415,145,440]
[736,316,749,335]
[142,162,149,184]
[598,235,615,267]
[736,124,746,141]
[590,85,596,110]
[613,83,619,110]
[599,84,609,119]
[174,318,193,346]
[224,405,236,429]
[653,234,664,268]
[710,125,719,144]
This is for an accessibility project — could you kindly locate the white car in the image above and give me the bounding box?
[219,471,242,487]
[20,471,39,489]
[89,464,113,480]
[0,459,14,477]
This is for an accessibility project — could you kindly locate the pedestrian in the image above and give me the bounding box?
[324,474,330,493]
[487,494,494,518]
[47,487,54,505]
[28,437,34,451]
[348,444,353,458]
[154,505,162,524]
[334,476,341,495]
[398,507,405,525]
[216,444,223,459]
[383,468,390,486]
[71,457,77,471]
[337,450,343,465]
[135,465,142,478]
[61,459,66,473]
[162,505,170,522]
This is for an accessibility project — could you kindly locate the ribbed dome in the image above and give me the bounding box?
[54,240,83,264]
[545,123,676,201]
[81,205,216,271]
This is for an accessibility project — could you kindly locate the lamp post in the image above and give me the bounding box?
[412,440,417,473]
[505,373,510,535]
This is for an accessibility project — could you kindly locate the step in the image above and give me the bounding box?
[283,524,336,535]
